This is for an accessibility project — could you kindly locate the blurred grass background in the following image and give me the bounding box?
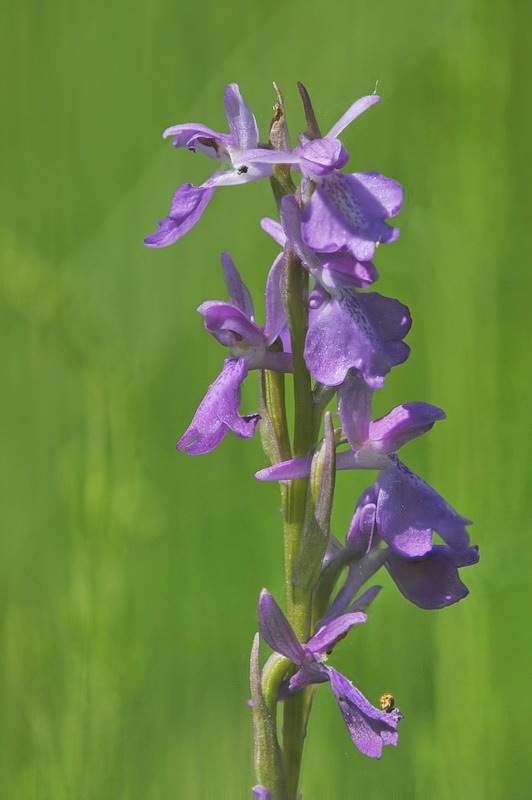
[1,0,530,797]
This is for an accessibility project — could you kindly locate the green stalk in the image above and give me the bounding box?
[260,151,324,796]
[281,248,317,798]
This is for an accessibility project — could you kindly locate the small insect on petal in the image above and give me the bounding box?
[379,693,395,712]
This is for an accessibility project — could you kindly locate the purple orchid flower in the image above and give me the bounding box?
[278,196,410,387]
[145,84,283,248]
[271,92,403,261]
[297,95,403,262]
[258,590,402,759]
[256,373,443,477]
[262,92,402,265]
[256,373,471,557]
[324,492,479,618]
[178,253,290,455]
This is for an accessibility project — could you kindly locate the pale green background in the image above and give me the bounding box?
[1,0,530,797]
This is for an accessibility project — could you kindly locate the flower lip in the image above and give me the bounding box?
[301,171,403,262]
[177,358,260,455]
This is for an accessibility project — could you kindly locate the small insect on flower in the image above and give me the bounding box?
[379,693,395,713]
[237,165,249,174]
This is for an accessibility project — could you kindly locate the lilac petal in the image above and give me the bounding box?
[267,208,378,291]
[323,550,387,624]
[338,374,373,447]
[177,358,259,455]
[264,253,287,345]
[208,161,274,186]
[242,148,300,166]
[307,612,367,655]
[252,786,271,800]
[255,455,312,482]
[298,138,349,178]
[355,172,404,217]
[320,250,379,289]
[327,667,401,758]
[144,184,214,248]
[224,83,259,150]
[220,252,254,317]
[346,585,383,613]
[280,195,323,280]
[301,171,403,261]
[258,590,306,664]
[345,502,376,554]
[386,544,479,609]
[162,122,232,155]
[255,448,384,481]
[376,459,471,557]
[304,289,411,388]
[335,449,389,471]
[327,94,381,139]
[284,663,329,696]
[278,198,380,290]
[198,301,264,348]
[369,402,446,454]
[261,217,286,248]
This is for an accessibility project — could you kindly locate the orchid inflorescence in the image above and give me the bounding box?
[145,82,479,800]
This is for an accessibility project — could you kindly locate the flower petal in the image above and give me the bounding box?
[301,171,402,261]
[284,663,329,697]
[144,184,214,248]
[338,374,373,447]
[264,253,287,345]
[252,786,271,800]
[220,252,255,317]
[345,501,376,554]
[298,138,349,178]
[208,162,274,186]
[346,585,383,613]
[386,544,480,609]
[280,195,323,280]
[326,94,381,139]
[177,359,259,455]
[376,458,472,557]
[369,402,446,454]
[198,301,264,351]
[261,217,286,248]
[258,590,306,664]
[224,83,259,150]
[304,289,411,388]
[255,455,312,482]
[320,250,379,289]
[327,667,401,758]
[162,122,232,156]
[307,612,367,655]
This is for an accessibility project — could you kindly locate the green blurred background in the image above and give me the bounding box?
[1,0,530,797]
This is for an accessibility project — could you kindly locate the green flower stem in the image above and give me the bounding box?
[282,687,312,799]
[262,170,323,798]
[281,247,318,799]
[259,365,292,465]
